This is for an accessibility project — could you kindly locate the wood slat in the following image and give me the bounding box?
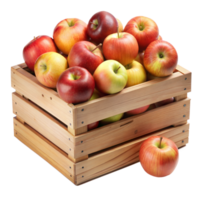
[11,63,191,185]
[12,93,75,157]
[74,142,188,186]
[18,63,28,69]
[13,118,75,183]
[13,92,190,159]
[176,65,191,74]
[13,117,189,185]
[11,66,74,127]
[73,72,191,128]
[11,64,191,129]
[73,98,190,158]
[175,94,188,101]
[75,125,189,184]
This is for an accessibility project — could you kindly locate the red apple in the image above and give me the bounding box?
[87,11,118,43]
[34,52,68,88]
[23,35,57,71]
[143,40,178,77]
[93,60,128,94]
[53,18,87,55]
[103,32,138,66]
[155,97,175,107]
[158,35,162,40]
[124,16,159,52]
[126,105,149,116]
[88,121,99,131]
[139,136,179,177]
[68,41,104,74]
[57,66,95,104]
[135,51,144,65]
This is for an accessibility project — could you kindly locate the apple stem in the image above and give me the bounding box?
[159,137,163,148]
[90,22,97,26]
[32,35,37,40]
[115,66,121,73]
[91,43,102,52]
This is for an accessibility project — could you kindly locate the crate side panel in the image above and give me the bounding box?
[76,143,188,186]
[74,99,190,158]
[74,72,191,128]
[76,161,139,187]
[14,118,75,182]
[12,93,75,156]
[75,127,189,184]
[11,67,74,127]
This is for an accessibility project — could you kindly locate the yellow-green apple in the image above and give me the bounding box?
[126,105,149,116]
[57,66,95,104]
[89,90,100,101]
[34,52,67,88]
[103,32,138,66]
[100,113,124,125]
[155,97,174,107]
[87,11,118,43]
[89,89,105,100]
[53,18,87,55]
[158,35,162,40]
[23,35,57,71]
[93,60,128,94]
[117,18,123,32]
[68,41,104,74]
[124,16,159,52]
[135,51,144,65]
[139,136,179,177]
[125,60,147,87]
[143,40,178,77]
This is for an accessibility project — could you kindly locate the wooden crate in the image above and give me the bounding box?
[11,63,191,184]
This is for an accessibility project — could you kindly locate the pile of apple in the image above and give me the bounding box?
[23,11,177,128]
[22,11,180,177]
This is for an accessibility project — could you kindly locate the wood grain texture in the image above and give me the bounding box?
[73,72,191,128]
[11,64,191,129]
[75,125,189,184]
[12,92,190,159]
[18,63,27,69]
[11,66,74,127]
[73,98,190,158]
[12,93,75,157]
[13,118,189,185]
[13,118,75,183]
[176,65,191,74]
[174,93,189,101]
[68,126,88,136]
